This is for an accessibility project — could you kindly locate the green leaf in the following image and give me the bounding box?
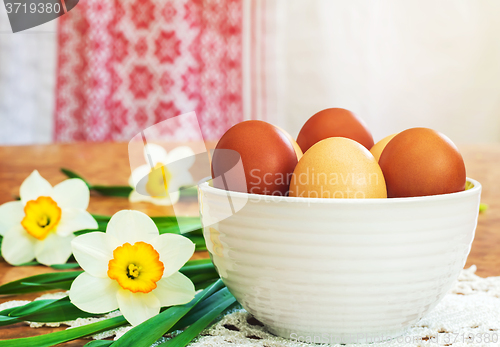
[155,223,202,235]
[16,261,40,267]
[84,341,114,347]
[162,288,236,347]
[184,227,203,236]
[157,225,181,234]
[96,221,109,230]
[21,298,96,323]
[0,307,17,316]
[178,223,203,234]
[188,235,206,245]
[183,258,211,266]
[2,261,81,269]
[150,216,179,224]
[60,168,91,188]
[0,298,99,327]
[110,279,225,347]
[194,279,219,291]
[8,299,58,317]
[170,286,234,331]
[179,186,198,197]
[51,263,81,270]
[0,307,23,326]
[0,271,82,295]
[188,272,220,285]
[0,259,212,296]
[0,316,20,326]
[0,316,126,347]
[91,185,133,197]
[64,167,200,199]
[61,168,132,197]
[178,262,215,277]
[18,280,75,291]
[90,214,112,222]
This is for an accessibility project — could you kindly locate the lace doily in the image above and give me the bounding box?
[1,265,499,346]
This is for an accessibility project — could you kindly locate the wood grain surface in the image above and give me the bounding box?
[0,142,498,346]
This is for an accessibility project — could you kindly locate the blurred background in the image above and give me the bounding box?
[1,0,500,145]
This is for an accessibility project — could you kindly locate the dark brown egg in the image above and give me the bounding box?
[211,120,298,195]
[296,108,374,153]
[379,127,466,198]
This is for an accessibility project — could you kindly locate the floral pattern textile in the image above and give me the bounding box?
[55,0,243,142]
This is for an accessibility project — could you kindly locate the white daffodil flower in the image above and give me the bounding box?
[0,170,98,266]
[129,144,195,206]
[69,210,196,326]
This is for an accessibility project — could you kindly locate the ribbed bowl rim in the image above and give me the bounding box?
[198,177,481,205]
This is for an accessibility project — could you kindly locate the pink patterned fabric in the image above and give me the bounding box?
[55,0,243,142]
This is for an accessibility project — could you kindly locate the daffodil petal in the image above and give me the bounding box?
[128,165,151,188]
[71,232,115,278]
[116,289,160,326]
[0,201,24,236]
[1,225,37,265]
[106,210,159,245]
[128,189,149,203]
[143,143,168,166]
[150,234,195,277]
[57,209,98,237]
[153,272,195,307]
[129,190,179,206]
[52,179,90,209]
[165,146,195,169]
[20,170,53,203]
[70,273,120,314]
[169,172,194,193]
[166,191,181,205]
[34,232,74,266]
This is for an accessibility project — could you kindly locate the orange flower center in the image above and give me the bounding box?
[21,196,62,240]
[107,242,164,293]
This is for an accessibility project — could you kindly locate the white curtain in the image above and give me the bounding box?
[249,0,500,143]
[0,6,57,145]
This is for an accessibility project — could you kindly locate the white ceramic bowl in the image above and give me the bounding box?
[198,178,481,344]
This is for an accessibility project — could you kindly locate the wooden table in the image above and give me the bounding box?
[0,142,499,345]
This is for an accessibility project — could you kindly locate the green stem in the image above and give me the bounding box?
[0,316,126,347]
[110,280,225,347]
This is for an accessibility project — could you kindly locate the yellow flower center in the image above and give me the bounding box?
[21,196,62,240]
[107,242,164,293]
[145,163,172,198]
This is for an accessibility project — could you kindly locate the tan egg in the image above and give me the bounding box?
[370,133,397,161]
[276,126,303,160]
[289,137,387,199]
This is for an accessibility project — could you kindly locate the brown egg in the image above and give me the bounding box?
[296,108,374,153]
[289,137,387,199]
[276,126,303,160]
[379,128,466,198]
[370,133,397,161]
[211,120,298,195]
